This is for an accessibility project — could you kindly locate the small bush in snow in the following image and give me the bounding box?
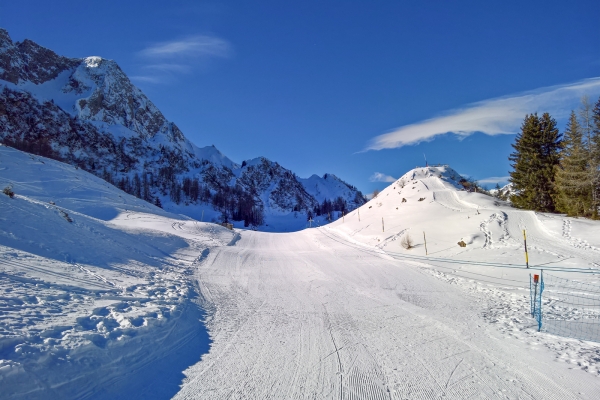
[59,210,73,223]
[457,240,467,247]
[2,186,14,198]
[400,234,413,250]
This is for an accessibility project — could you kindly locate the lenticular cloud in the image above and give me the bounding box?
[365,77,600,151]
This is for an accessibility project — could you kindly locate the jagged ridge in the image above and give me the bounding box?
[0,27,365,229]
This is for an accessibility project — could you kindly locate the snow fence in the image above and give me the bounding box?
[533,271,600,343]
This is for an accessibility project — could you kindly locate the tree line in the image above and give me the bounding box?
[508,96,600,219]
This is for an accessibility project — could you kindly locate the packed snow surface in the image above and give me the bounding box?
[2,155,600,399]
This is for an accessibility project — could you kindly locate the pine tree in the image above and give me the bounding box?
[509,114,538,209]
[555,111,592,216]
[509,113,562,212]
[591,97,600,218]
[132,173,142,199]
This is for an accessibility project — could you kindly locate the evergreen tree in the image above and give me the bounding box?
[132,173,142,199]
[142,173,151,201]
[509,113,562,212]
[555,111,592,216]
[170,180,182,204]
[591,97,600,218]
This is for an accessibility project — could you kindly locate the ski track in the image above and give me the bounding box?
[174,229,600,399]
[430,180,599,267]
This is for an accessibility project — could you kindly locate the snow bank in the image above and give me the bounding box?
[0,145,235,399]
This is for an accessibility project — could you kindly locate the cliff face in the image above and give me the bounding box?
[0,28,365,228]
[0,30,80,85]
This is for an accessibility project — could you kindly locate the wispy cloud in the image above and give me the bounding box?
[365,77,600,151]
[135,35,232,83]
[478,176,510,185]
[138,35,231,59]
[369,172,396,183]
[129,75,163,83]
[142,63,192,73]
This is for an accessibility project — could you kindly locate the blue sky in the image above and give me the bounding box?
[2,1,599,194]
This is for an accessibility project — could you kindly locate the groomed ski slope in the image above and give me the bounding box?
[175,229,600,399]
[2,150,600,399]
[174,166,600,399]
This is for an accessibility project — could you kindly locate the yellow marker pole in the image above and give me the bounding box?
[423,231,428,256]
[523,229,529,268]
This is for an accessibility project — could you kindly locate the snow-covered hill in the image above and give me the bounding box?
[0,28,365,231]
[0,144,237,398]
[330,165,600,270]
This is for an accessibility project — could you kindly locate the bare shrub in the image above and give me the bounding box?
[2,186,14,198]
[59,210,73,223]
[400,234,413,249]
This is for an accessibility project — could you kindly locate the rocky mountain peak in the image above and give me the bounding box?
[83,56,103,68]
[64,54,176,143]
[0,27,365,229]
[0,28,11,47]
[0,30,79,85]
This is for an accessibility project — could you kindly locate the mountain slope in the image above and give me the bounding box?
[0,28,365,230]
[0,144,238,399]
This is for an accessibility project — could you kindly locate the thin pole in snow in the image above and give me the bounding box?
[201,210,204,222]
[358,208,361,221]
[423,231,428,255]
[523,229,529,268]
[382,217,384,232]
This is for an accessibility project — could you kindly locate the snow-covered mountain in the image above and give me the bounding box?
[490,182,513,201]
[0,28,365,230]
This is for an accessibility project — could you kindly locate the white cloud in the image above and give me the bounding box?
[142,63,191,73]
[130,75,163,83]
[135,35,231,83]
[138,35,231,59]
[365,77,600,151]
[369,172,396,183]
[478,176,510,185]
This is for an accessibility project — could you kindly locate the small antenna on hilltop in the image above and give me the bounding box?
[423,153,428,167]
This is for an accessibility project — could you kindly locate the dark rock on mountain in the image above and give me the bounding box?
[0,27,365,229]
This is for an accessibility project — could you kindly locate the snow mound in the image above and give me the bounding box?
[330,164,600,271]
